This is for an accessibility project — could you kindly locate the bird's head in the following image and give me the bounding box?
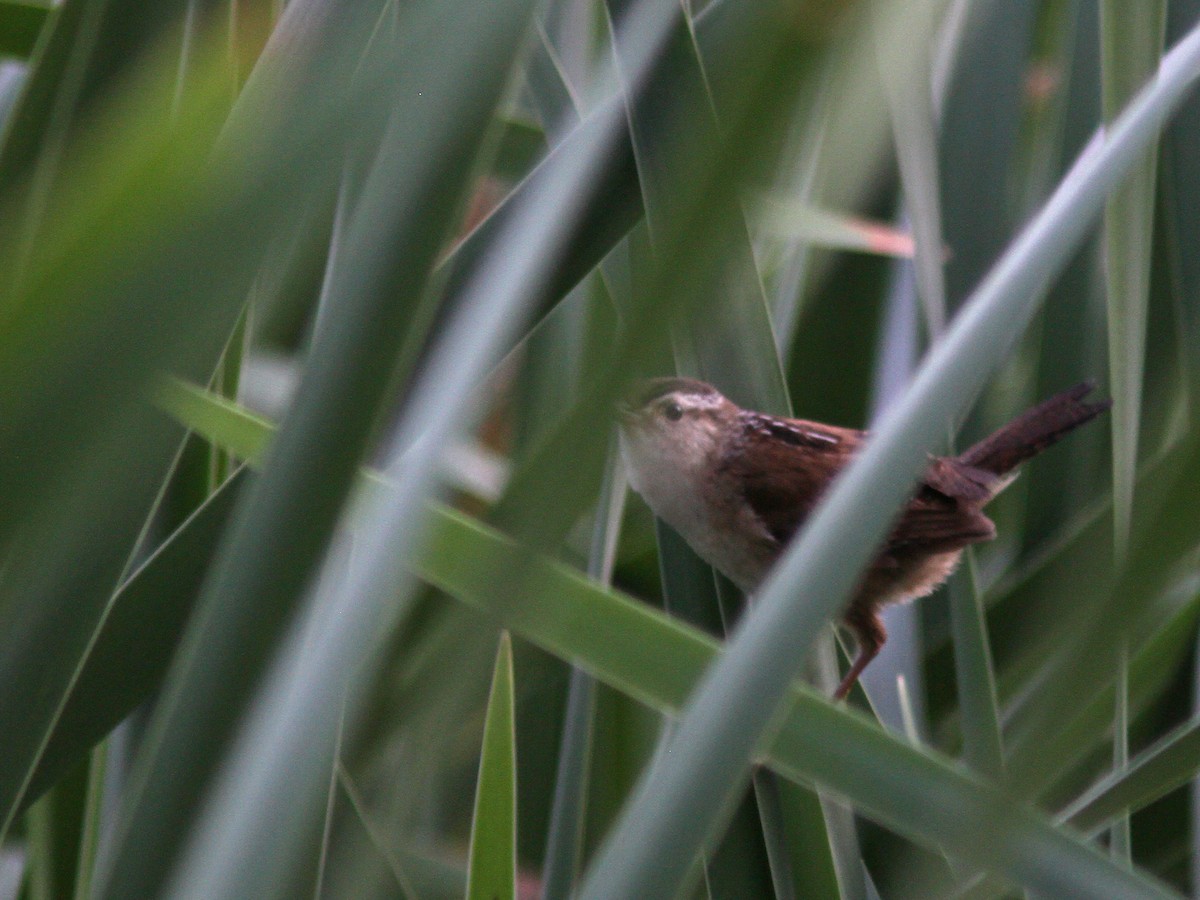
[617,377,737,494]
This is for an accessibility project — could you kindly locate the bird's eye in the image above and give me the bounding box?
[664,402,683,422]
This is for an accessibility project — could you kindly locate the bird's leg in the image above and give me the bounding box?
[834,608,887,701]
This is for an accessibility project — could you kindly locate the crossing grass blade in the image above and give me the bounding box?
[880,0,1004,776]
[19,470,245,810]
[1064,714,1200,834]
[756,201,916,258]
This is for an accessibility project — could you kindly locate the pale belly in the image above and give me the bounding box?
[660,499,777,594]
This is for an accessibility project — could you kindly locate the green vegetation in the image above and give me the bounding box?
[1,0,1200,897]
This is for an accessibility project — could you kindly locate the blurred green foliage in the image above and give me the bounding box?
[1,0,1200,898]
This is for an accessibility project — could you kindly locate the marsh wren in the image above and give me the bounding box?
[618,377,1110,700]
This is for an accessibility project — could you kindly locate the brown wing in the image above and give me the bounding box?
[881,457,999,559]
[883,492,996,557]
[922,456,1002,504]
[722,414,861,545]
[726,414,997,555]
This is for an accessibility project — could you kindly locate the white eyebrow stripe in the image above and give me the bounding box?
[675,393,723,411]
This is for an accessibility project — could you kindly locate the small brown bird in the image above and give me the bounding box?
[617,377,1110,700]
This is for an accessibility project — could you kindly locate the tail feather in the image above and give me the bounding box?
[957,382,1111,476]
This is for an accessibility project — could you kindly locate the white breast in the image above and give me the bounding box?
[619,432,776,592]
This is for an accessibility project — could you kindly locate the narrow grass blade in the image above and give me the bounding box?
[947,553,1005,780]
[0,42,252,840]
[312,702,345,900]
[873,0,954,744]
[438,0,837,386]
[69,744,107,900]
[749,771,799,900]
[23,791,53,898]
[158,380,274,465]
[543,666,598,900]
[704,789,780,899]
[923,443,1181,723]
[439,93,641,338]
[542,447,626,899]
[1063,696,1200,835]
[467,633,518,900]
[0,0,443,837]
[607,0,788,412]
[656,525,790,896]
[1009,586,1199,801]
[774,780,845,900]
[19,470,245,810]
[335,765,434,897]
[1100,0,1166,556]
[1111,643,1132,860]
[1003,434,1200,778]
[607,8,808,888]
[1162,0,1200,397]
[876,0,945,336]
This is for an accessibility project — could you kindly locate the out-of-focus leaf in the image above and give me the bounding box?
[493,115,545,183]
[95,2,538,897]
[140,1,695,897]
[1045,594,1199,805]
[880,0,1003,779]
[0,0,50,58]
[1163,0,1200,394]
[0,10,399,847]
[0,0,188,196]
[1003,436,1200,784]
[0,38,253,840]
[438,0,869,381]
[756,198,916,258]
[608,0,789,413]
